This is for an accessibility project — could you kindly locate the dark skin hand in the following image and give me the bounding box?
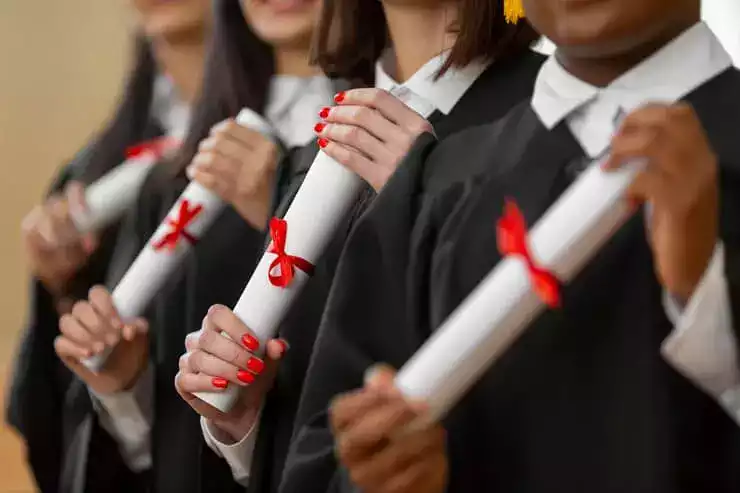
[603,102,718,301]
[330,365,448,493]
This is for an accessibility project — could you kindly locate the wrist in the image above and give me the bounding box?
[213,407,260,443]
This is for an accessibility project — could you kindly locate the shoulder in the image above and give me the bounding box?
[423,101,535,195]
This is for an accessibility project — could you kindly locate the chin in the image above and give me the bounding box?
[142,12,209,40]
[251,22,315,49]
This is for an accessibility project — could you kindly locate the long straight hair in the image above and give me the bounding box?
[79,38,157,184]
[312,0,539,80]
[170,0,275,175]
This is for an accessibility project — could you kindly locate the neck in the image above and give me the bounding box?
[275,45,321,77]
[556,18,699,87]
[382,2,458,82]
[149,31,208,104]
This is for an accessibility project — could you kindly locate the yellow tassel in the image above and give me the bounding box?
[504,0,525,24]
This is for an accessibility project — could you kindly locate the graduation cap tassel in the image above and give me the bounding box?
[504,0,525,24]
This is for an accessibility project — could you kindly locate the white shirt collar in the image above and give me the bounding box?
[265,75,335,148]
[532,22,733,130]
[150,75,191,139]
[375,49,489,115]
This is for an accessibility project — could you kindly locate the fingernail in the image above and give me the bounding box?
[186,166,195,179]
[314,122,325,133]
[334,92,345,103]
[212,377,228,389]
[247,357,264,374]
[319,107,330,119]
[276,339,290,354]
[318,138,328,149]
[237,370,255,384]
[241,333,260,351]
[93,342,105,354]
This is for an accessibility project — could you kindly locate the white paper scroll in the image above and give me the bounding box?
[195,87,437,412]
[394,158,644,421]
[71,138,182,234]
[81,109,277,372]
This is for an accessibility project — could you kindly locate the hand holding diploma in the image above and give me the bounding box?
[329,365,448,493]
[22,181,98,297]
[395,102,722,422]
[603,103,719,301]
[314,88,435,192]
[175,305,288,442]
[55,286,149,395]
[187,118,281,230]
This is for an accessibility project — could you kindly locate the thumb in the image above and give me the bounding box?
[364,363,397,391]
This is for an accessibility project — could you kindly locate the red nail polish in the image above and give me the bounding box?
[242,333,260,351]
[334,92,345,103]
[237,370,255,384]
[319,107,330,119]
[212,377,228,389]
[247,357,265,373]
[318,138,329,149]
[314,122,325,133]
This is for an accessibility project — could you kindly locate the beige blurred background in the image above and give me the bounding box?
[0,1,737,492]
[0,1,131,490]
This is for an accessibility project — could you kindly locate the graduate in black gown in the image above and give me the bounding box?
[307,0,740,492]
[172,1,543,492]
[6,1,211,488]
[52,1,338,491]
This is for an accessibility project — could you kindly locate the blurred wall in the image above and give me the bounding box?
[0,1,130,490]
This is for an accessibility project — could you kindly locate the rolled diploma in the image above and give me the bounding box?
[194,87,438,412]
[81,109,277,372]
[395,158,644,421]
[71,155,159,233]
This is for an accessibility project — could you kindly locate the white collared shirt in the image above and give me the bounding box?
[530,21,740,423]
[375,49,490,115]
[266,75,337,148]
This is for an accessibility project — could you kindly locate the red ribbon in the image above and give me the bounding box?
[125,136,180,160]
[496,199,561,308]
[152,199,202,251]
[267,217,315,288]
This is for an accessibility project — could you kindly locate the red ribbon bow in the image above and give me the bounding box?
[125,136,180,160]
[267,217,315,288]
[152,199,203,251]
[496,199,560,308]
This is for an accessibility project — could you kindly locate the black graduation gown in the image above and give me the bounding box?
[276,50,546,493]
[7,121,162,493]
[289,67,740,492]
[92,141,320,493]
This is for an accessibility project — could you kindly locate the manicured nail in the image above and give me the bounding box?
[319,107,330,119]
[334,92,345,103]
[212,377,228,389]
[314,122,326,133]
[276,339,290,354]
[237,370,255,384]
[247,357,264,374]
[242,333,259,351]
[318,138,329,149]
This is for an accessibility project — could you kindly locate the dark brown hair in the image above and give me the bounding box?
[171,0,275,174]
[312,0,539,82]
[79,38,157,184]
